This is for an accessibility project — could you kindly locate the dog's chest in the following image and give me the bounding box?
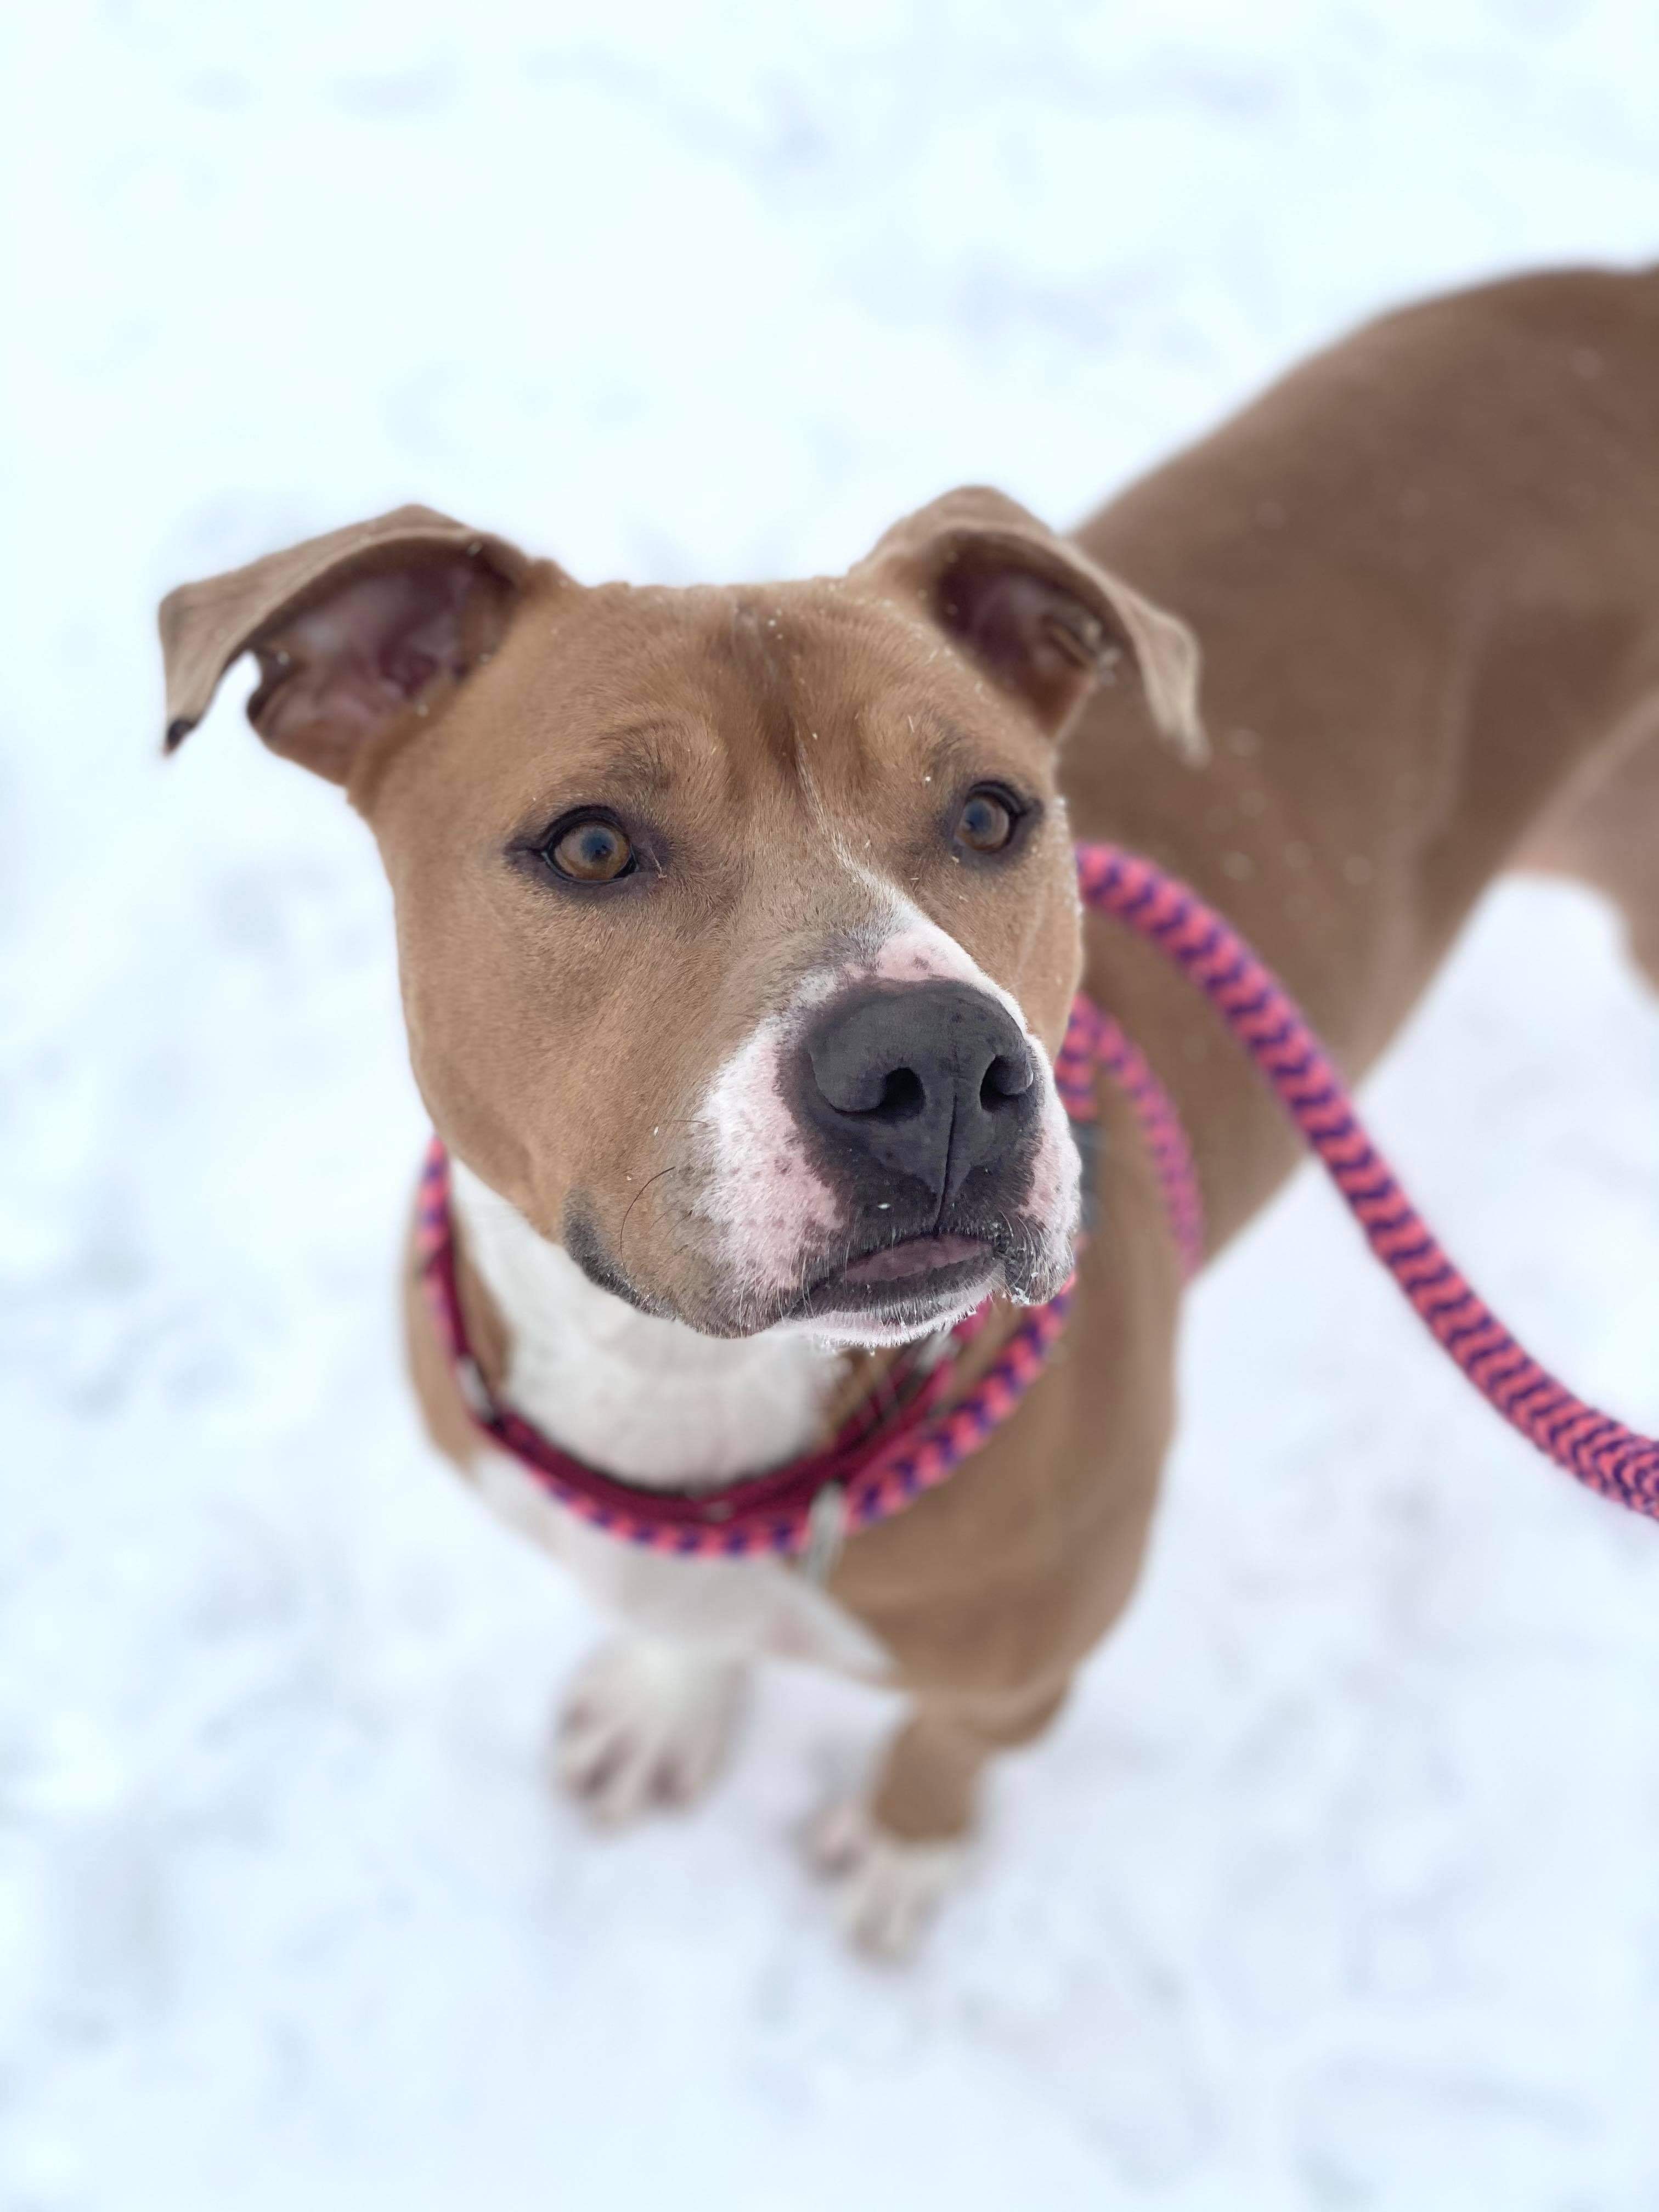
[449,1164,890,1677]
[471,1447,888,1673]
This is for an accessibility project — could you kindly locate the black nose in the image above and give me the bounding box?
[800,981,1039,1206]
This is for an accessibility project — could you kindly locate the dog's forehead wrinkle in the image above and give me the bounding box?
[574,721,691,795]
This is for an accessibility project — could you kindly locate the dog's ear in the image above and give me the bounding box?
[853,486,1205,761]
[158,505,541,784]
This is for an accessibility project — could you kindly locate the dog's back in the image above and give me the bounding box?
[1058,264,1659,1246]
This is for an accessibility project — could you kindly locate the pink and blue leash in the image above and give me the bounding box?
[1076,839,1659,1519]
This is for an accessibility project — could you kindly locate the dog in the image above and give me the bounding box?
[159,266,1659,1956]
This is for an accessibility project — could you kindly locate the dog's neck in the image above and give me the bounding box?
[447,1159,847,1491]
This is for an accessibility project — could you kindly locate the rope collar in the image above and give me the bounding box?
[417,840,1659,1566]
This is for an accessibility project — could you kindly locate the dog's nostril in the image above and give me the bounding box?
[874,1066,926,1120]
[980,1051,1035,1111]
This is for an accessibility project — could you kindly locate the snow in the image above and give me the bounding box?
[4,2,1659,2204]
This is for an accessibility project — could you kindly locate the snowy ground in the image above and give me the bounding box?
[4,3,1659,2205]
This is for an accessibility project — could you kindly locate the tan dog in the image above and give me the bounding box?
[159,266,1659,1955]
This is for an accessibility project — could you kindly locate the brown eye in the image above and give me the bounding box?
[546,815,635,883]
[955,788,1020,854]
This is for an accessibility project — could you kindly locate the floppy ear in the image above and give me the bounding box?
[853,486,1205,762]
[158,505,538,783]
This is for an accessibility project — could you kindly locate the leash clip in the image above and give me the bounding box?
[799,1481,848,1588]
[912,1324,956,1373]
[454,1352,495,1424]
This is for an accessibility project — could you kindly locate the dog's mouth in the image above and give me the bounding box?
[841,1232,988,1284]
[785,1229,1001,1328]
[571,1178,1075,1343]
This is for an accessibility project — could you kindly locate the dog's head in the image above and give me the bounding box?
[161,490,1200,1345]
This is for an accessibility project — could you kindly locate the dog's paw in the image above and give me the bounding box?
[802,1797,967,1960]
[553,1637,747,1825]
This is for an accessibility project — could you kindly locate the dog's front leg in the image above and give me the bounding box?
[805,1678,1070,1957]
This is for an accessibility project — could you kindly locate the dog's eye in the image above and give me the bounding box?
[955,787,1020,855]
[545,815,635,883]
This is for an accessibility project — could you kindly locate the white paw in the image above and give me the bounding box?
[553,1637,747,1825]
[803,1797,967,1960]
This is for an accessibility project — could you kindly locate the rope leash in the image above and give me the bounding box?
[1076,839,1659,1517]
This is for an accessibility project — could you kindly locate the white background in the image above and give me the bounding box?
[4,3,1659,2205]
